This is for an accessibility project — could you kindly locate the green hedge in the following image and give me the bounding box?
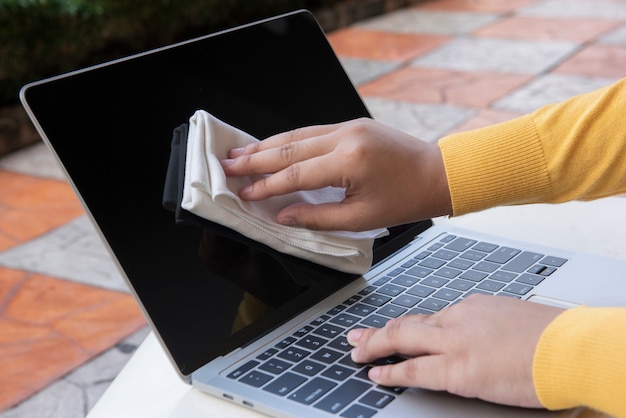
[0,0,343,106]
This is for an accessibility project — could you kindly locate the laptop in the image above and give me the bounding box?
[20,10,626,418]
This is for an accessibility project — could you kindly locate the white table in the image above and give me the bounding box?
[88,197,626,418]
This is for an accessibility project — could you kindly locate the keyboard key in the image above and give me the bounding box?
[405,266,433,278]
[393,294,421,308]
[275,336,297,349]
[313,324,344,339]
[541,256,567,267]
[292,360,325,376]
[459,270,488,282]
[391,274,420,287]
[314,379,372,414]
[256,348,278,361]
[310,348,344,364]
[413,250,431,260]
[447,258,474,270]
[428,243,444,251]
[339,353,362,369]
[277,346,311,363]
[293,326,314,338]
[377,304,407,318]
[227,360,259,379]
[406,284,435,298]
[421,276,449,288]
[321,365,355,382]
[473,241,498,253]
[386,267,404,276]
[288,377,336,405]
[485,247,521,264]
[240,370,273,388]
[473,261,499,273]
[330,313,361,328]
[419,258,446,269]
[419,298,448,311]
[361,294,392,307]
[465,289,493,297]
[340,404,377,418]
[296,335,329,350]
[259,358,292,375]
[440,234,456,243]
[459,250,486,261]
[432,288,463,301]
[501,251,544,273]
[400,258,419,268]
[490,271,517,282]
[516,273,546,286]
[311,315,330,326]
[408,307,434,315]
[433,266,462,279]
[360,314,390,328]
[502,282,533,295]
[328,335,352,352]
[263,372,306,396]
[447,279,474,291]
[359,390,395,408]
[373,276,392,286]
[358,286,377,295]
[346,303,377,317]
[378,284,405,297]
[539,266,557,276]
[432,249,458,260]
[445,237,477,252]
[476,280,505,292]
[343,295,362,306]
[326,305,346,316]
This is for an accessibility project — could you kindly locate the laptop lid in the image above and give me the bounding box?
[20,10,430,380]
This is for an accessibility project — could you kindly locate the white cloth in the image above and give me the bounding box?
[181,110,388,274]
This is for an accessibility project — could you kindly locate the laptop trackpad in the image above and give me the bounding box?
[528,295,580,309]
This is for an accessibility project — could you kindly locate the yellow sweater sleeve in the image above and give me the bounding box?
[438,79,626,416]
[533,307,626,417]
[439,78,626,215]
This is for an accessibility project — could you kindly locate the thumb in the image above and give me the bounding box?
[276,202,361,231]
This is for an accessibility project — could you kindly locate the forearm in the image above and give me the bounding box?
[439,78,626,216]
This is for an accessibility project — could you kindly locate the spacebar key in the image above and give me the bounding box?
[314,379,373,414]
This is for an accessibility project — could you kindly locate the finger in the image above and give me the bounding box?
[238,152,344,200]
[368,355,449,392]
[228,123,343,159]
[275,201,362,231]
[349,315,439,363]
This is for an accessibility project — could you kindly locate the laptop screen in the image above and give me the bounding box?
[21,10,431,378]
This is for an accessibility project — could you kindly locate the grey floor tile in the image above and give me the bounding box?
[493,73,619,113]
[0,215,128,292]
[0,327,150,418]
[339,57,402,86]
[355,9,499,35]
[412,38,579,74]
[365,97,476,143]
[519,0,626,19]
[0,142,65,180]
[601,24,626,45]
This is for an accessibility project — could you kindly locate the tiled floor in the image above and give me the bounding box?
[1,0,625,416]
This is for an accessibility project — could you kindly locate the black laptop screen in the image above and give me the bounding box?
[21,10,431,377]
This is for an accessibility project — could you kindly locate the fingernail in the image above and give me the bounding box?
[229,147,245,158]
[369,367,381,381]
[220,158,235,168]
[347,328,363,345]
[277,216,297,227]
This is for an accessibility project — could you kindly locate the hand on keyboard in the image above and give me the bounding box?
[347,294,564,408]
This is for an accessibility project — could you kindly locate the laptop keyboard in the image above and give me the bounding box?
[227,234,568,417]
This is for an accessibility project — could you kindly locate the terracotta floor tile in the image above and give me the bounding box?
[475,16,623,42]
[358,67,532,108]
[554,44,626,78]
[417,0,539,13]
[451,108,524,133]
[0,170,84,252]
[327,28,450,62]
[0,270,146,410]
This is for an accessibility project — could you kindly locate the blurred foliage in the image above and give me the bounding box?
[0,0,343,105]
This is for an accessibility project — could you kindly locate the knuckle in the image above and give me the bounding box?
[284,163,301,185]
[279,142,297,162]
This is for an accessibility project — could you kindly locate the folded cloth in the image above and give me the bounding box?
[181,110,388,275]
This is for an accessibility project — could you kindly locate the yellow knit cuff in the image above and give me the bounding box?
[438,114,552,216]
[534,306,626,417]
